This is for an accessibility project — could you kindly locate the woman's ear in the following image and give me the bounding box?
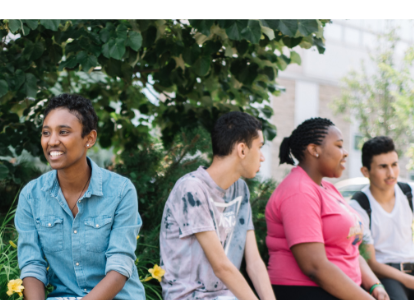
[306,143,320,158]
[86,130,97,148]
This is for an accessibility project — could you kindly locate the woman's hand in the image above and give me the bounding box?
[371,285,389,300]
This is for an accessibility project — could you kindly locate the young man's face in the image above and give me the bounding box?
[362,151,399,191]
[240,130,265,179]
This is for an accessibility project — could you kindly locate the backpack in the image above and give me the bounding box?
[352,182,413,229]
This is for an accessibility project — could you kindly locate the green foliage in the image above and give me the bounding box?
[0,158,42,214]
[0,196,21,299]
[0,19,327,183]
[333,28,414,159]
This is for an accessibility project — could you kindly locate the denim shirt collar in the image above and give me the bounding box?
[40,157,104,197]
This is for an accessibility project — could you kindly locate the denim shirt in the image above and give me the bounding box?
[15,158,145,300]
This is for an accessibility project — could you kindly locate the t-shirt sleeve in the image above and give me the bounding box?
[169,179,216,238]
[279,192,324,248]
[349,199,374,244]
[245,186,254,231]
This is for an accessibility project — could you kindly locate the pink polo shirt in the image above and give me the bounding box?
[265,166,363,286]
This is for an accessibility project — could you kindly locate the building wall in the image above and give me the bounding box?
[265,20,414,184]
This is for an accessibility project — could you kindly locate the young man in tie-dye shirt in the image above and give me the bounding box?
[160,112,276,300]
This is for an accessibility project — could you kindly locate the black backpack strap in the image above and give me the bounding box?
[397,182,413,212]
[352,191,372,229]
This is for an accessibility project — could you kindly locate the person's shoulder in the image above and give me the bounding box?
[99,166,134,192]
[21,169,56,196]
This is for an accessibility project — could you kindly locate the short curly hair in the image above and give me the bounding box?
[43,94,98,138]
[362,136,396,170]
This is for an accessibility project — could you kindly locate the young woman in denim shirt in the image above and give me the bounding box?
[15,94,145,300]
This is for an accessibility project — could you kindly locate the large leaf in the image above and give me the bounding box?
[40,20,60,31]
[189,20,214,36]
[298,20,319,36]
[0,80,9,98]
[102,38,126,60]
[8,20,21,33]
[225,20,248,41]
[22,73,37,98]
[278,20,298,36]
[0,164,9,180]
[116,24,128,39]
[76,51,98,71]
[126,31,142,51]
[290,51,301,65]
[313,37,325,54]
[32,41,45,60]
[261,20,279,30]
[23,20,38,30]
[193,56,211,76]
[241,20,262,44]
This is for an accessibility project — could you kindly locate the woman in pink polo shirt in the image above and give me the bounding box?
[266,118,389,300]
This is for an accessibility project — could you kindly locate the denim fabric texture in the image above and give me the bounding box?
[15,158,145,300]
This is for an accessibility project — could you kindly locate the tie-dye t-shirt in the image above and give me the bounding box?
[160,166,254,300]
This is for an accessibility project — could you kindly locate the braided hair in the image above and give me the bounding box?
[279,117,335,165]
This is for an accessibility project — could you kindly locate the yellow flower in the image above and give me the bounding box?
[141,276,153,282]
[9,240,17,248]
[7,279,24,297]
[148,264,165,282]
[136,235,140,240]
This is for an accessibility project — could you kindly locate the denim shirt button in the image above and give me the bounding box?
[74,230,77,234]
[96,224,99,228]
[48,223,51,227]
[76,262,79,266]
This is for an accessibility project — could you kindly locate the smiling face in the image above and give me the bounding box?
[362,151,399,192]
[41,108,95,171]
[239,130,265,179]
[317,126,348,178]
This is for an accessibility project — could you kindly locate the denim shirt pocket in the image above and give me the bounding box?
[84,215,112,252]
[36,216,64,253]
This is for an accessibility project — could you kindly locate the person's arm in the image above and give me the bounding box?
[244,230,276,300]
[84,179,141,300]
[196,231,258,300]
[82,271,127,300]
[291,242,375,300]
[365,244,414,289]
[22,278,45,300]
[15,186,48,299]
[359,255,389,300]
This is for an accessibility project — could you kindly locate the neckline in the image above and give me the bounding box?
[364,185,398,216]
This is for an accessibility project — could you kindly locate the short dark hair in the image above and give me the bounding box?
[279,117,335,165]
[362,136,396,170]
[211,111,262,157]
[43,94,98,138]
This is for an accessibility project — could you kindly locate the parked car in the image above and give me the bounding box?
[335,177,414,201]
[335,177,369,201]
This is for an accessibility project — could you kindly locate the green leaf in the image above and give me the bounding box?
[0,80,9,98]
[102,38,126,60]
[298,20,319,36]
[261,105,273,118]
[32,41,45,60]
[193,56,210,76]
[313,37,325,54]
[225,20,248,41]
[23,20,38,30]
[22,25,31,36]
[40,20,60,31]
[0,164,9,180]
[261,26,275,40]
[8,20,21,33]
[241,20,262,44]
[189,20,214,36]
[22,73,37,98]
[116,24,128,39]
[77,51,98,71]
[261,20,279,30]
[58,55,78,70]
[290,51,301,65]
[282,36,303,48]
[278,20,298,36]
[126,31,142,51]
